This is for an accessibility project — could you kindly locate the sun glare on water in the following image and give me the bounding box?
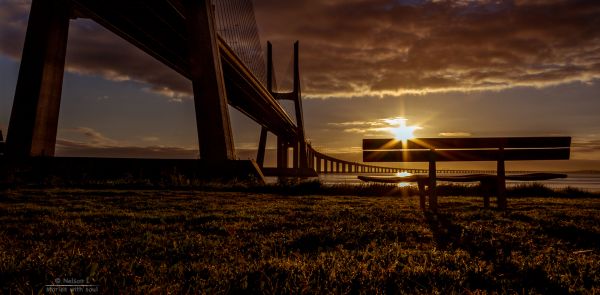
[395,171,412,177]
[395,171,413,187]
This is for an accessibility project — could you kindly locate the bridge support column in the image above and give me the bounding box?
[292,142,299,169]
[292,42,309,169]
[187,0,235,160]
[277,137,288,169]
[6,0,70,157]
[256,127,268,167]
[316,157,321,173]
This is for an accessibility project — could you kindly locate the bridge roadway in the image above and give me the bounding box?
[70,0,298,139]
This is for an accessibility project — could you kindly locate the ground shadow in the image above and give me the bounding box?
[423,210,570,292]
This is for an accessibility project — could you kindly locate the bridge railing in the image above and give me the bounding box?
[305,144,535,175]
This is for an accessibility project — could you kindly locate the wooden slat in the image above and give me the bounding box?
[363,137,571,150]
[363,148,570,162]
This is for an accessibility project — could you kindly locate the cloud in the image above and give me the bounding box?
[55,140,200,159]
[572,139,600,154]
[71,127,118,147]
[255,0,600,97]
[439,132,472,137]
[328,116,420,136]
[1,0,599,100]
[56,127,199,159]
[140,136,160,142]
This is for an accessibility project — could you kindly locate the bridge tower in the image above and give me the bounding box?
[256,41,309,172]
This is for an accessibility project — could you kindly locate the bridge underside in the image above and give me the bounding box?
[70,0,297,139]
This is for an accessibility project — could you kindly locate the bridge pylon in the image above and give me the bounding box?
[257,41,310,174]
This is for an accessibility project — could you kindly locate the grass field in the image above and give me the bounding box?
[1,188,599,294]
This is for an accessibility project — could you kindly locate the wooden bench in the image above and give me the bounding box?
[361,137,571,211]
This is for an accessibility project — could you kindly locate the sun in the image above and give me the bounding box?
[388,118,421,140]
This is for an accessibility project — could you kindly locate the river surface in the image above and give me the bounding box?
[267,173,600,192]
[315,173,600,192]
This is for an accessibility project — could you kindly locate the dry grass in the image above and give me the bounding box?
[0,189,599,294]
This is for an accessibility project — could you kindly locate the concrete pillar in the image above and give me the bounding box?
[257,42,274,167]
[316,157,321,173]
[256,127,267,167]
[292,142,299,169]
[187,0,235,160]
[277,137,287,169]
[292,42,308,169]
[6,0,70,157]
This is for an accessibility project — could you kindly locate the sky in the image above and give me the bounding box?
[1,0,600,171]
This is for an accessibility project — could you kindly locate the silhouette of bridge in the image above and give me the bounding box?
[2,0,525,181]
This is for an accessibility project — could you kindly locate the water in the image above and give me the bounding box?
[314,173,600,192]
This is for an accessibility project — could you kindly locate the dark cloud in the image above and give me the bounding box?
[1,0,599,99]
[256,0,600,97]
[54,127,198,158]
[55,139,199,159]
[573,139,600,154]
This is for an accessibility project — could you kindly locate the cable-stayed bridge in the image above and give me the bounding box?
[2,0,496,180]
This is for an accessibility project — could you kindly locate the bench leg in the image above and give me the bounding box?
[429,188,437,212]
[481,181,490,209]
[479,180,495,209]
[497,191,507,210]
[428,159,437,212]
[483,193,490,209]
[418,182,426,210]
[497,158,507,210]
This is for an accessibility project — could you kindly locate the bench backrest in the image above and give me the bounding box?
[363,137,571,162]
